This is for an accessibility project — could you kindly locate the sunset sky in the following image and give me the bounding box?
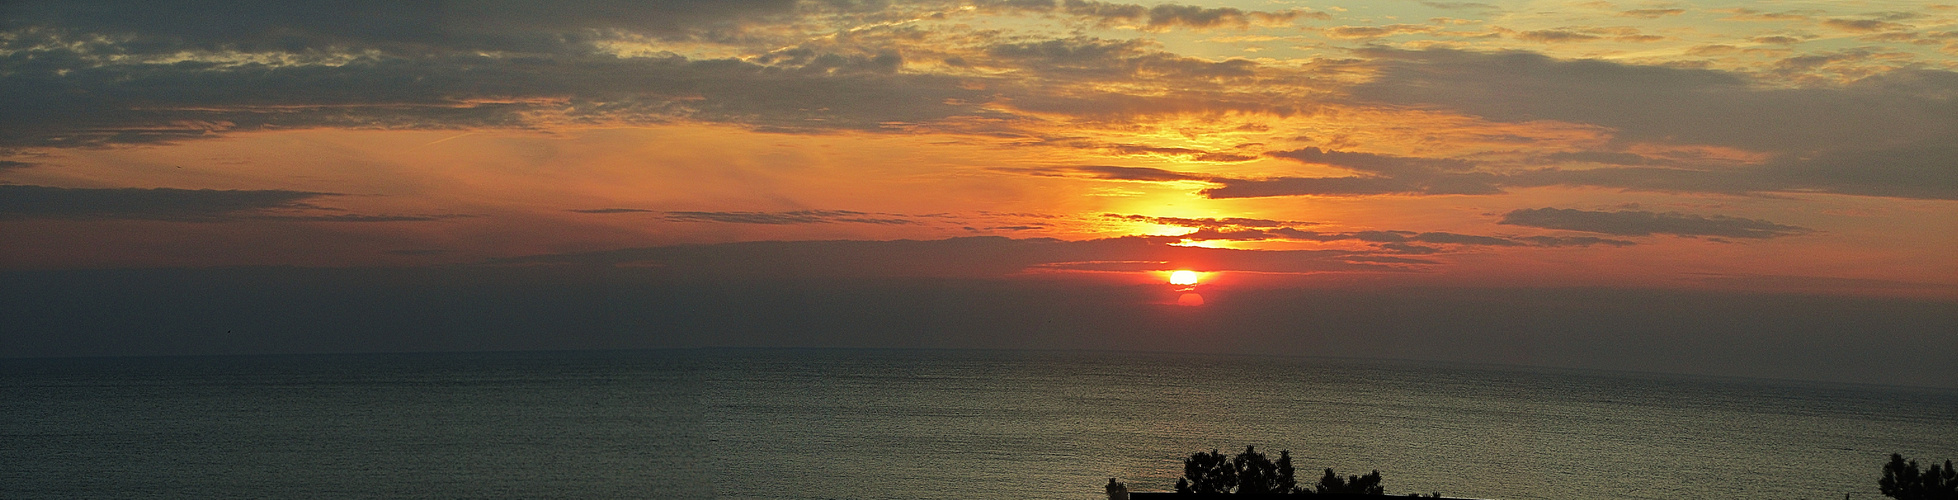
[2,1,1954,385]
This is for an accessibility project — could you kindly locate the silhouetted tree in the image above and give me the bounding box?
[1176,446,1300,494]
[1177,449,1232,493]
[1881,454,1958,500]
[1107,478,1130,500]
[1315,468,1384,495]
[1272,449,1300,494]
[1172,446,1404,495]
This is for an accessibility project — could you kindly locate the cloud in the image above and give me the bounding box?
[0,0,1335,150]
[0,160,34,171]
[1718,9,1813,21]
[1405,231,1520,246]
[983,37,1157,67]
[1256,228,1632,247]
[1201,173,1506,198]
[1753,142,1958,200]
[570,208,659,214]
[1135,3,1309,30]
[1098,144,1259,162]
[1011,1,1319,31]
[1422,2,1500,11]
[1379,242,1442,254]
[0,184,463,222]
[1102,213,1305,228]
[1541,151,1656,165]
[1203,175,1434,197]
[9,2,1951,205]
[997,164,1469,200]
[1514,30,1604,43]
[0,19,1001,147]
[1019,136,1262,162]
[997,165,1214,182]
[1,9,1290,150]
[1341,48,1958,200]
[663,210,914,225]
[490,236,1416,277]
[0,50,996,147]
[3,0,800,52]
[976,36,1263,87]
[250,214,463,222]
[1619,9,1685,18]
[1821,19,1911,33]
[1191,147,1502,198]
[1507,143,1958,200]
[1324,24,1439,39]
[1498,208,1812,238]
[1266,147,1475,177]
[1514,235,1637,247]
[1072,165,1214,182]
[0,185,331,221]
[1028,142,1956,202]
[1348,48,1958,153]
[1107,214,1633,249]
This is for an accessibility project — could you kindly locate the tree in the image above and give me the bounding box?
[1175,446,1299,494]
[1881,453,1958,500]
[1315,468,1384,495]
[1173,446,1399,495]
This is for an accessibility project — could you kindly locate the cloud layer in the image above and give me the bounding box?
[0,185,329,221]
[1498,208,1812,239]
[492,235,1415,277]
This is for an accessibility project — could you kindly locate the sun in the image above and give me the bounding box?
[1168,270,1200,286]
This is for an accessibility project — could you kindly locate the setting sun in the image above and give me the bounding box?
[1168,270,1200,286]
[3,1,1955,499]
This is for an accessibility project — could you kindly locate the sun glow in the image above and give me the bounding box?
[1168,270,1200,286]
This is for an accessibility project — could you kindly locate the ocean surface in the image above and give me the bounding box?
[3,349,1954,499]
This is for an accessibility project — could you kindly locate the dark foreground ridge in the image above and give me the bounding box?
[1109,449,1957,500]
[1130,495,1481,500]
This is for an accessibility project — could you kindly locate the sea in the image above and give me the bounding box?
[3,349,1953,499]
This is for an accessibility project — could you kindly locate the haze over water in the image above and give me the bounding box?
[6,349,1952,499]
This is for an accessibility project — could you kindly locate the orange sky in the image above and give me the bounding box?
[3,0,1955,298]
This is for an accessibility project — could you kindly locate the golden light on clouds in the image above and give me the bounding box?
[0,0,1951,297]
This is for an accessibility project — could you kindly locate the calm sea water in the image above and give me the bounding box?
[3,349,1953,499]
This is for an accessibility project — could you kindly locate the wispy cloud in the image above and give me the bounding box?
[1105,213,1634,249]
[1001,165,1213,182]
[663,210,914,225]
[1619,9,1685,18]
[570,208,659,214]
[1498,208,1812,238]
[0,185,330,221]
[0,185,466,223]
[1103,213,1306,228]
[490,235,1418,276]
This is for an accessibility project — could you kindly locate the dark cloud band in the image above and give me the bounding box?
[663,210,914,225]
[0,185,330,221]
[1498,208,1812,239]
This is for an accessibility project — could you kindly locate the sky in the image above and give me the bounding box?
[1,0,1954,386]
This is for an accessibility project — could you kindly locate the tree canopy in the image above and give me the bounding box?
[1175,446,1299,494]
[1314,468,1384,495]
[1173,446,1401,496]
[1881,454,1958,500]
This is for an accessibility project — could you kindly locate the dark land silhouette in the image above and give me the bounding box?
[1113,446,1447,498]
[1882,454,1958,500]
[1108,448,1956,499]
